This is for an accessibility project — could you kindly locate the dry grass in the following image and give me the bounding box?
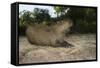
[19,34,96,64]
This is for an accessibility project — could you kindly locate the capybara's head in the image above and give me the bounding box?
[54,19,73,34]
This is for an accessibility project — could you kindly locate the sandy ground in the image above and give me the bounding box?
[19,34,96,64]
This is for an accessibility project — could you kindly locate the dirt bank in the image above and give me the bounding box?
[19,34,96,64]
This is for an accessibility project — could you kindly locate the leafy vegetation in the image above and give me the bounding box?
[19,6,97,35]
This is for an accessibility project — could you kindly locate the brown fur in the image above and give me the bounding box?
[26,20,73,47]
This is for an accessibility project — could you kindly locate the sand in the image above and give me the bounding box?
[19,34,96,64]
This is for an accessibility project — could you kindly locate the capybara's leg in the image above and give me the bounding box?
[55,40,74,48]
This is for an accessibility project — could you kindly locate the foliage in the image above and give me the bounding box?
[66,7,97,33]
[33,8,51,24]
[19,7,97,35]
[54,6,69,18]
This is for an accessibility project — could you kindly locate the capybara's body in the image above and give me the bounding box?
[26,20,73,47]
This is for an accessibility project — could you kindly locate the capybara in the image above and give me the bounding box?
[26,19,73,47]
